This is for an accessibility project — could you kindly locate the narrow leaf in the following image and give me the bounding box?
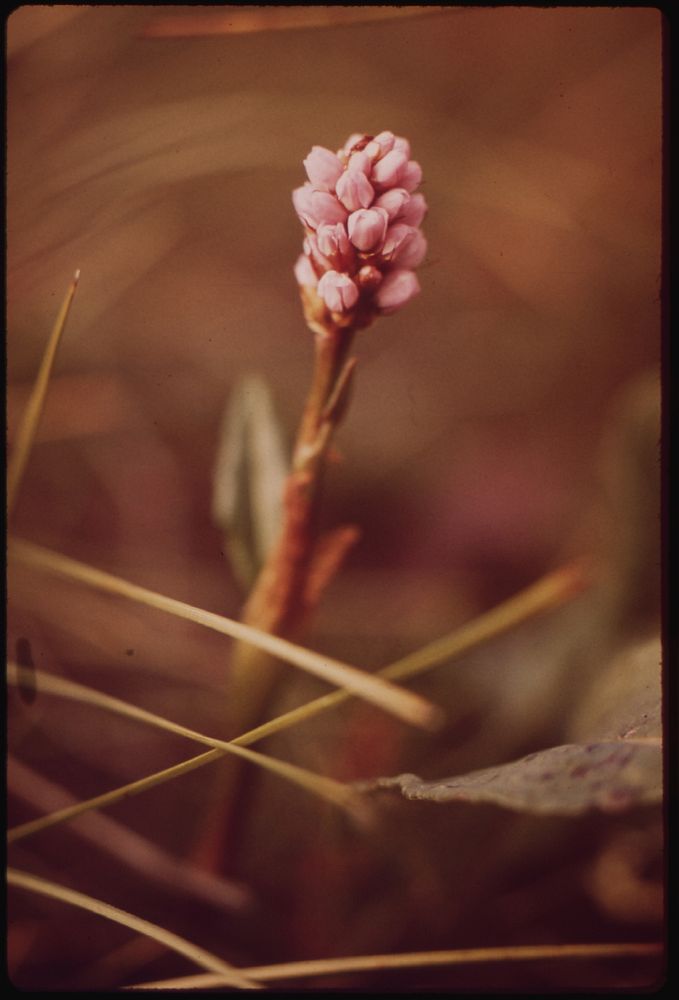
[212,374,288,589]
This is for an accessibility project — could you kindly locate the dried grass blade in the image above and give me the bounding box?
[128,942,663,989]
[7,271,79,516]
[6,868,260,989]
[4,560,593,842]
[6,664,366,842]
[237,559,593,747]
[8,537,440,730]
[7,757,251,912]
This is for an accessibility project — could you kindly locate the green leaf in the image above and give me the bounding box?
[212,375,288,589]
[359,739,661,816]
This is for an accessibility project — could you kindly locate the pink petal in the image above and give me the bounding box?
[401,160,423,192]
[347,207,389,252]
[336,169,375,211]
[303,145,344,191]
[371,149,408,189]
[292,183,316,227]
[374,268,420,313]
[382,223,416,260]
[393,136,411,159]
[374,188,410,221]
[400,192,427,227]
[294,254,318,288]
[317,270,359,313]
[393,229,427,269]
[310,191,348,226]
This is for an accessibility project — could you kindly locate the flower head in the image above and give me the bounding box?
[293,130,427,331]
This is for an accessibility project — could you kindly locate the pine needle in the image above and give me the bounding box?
[7,271,79,516]
[6,868,261,990]
[8,536,442,731]
[127,941,663,989]
[6,663,366,842]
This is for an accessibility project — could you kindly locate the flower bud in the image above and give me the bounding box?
[374,268,420,313]
[347,150,372,175]
[316,222,356,271]
[382,223,416,260]
[373,130,396,155]
[393,136,411,159]
[392,228,427,269]
[294,254,318,288]
[317,270,359,313]
[374,187,410,221]
[400,191,427,227]
[347,207,389,251]
[341,133,367,156]
[371,149,408,189]
[401,160,423,192]
[310,191,348,227]
[336,169,375,211]
[357,265,382,291]
[292,183,316,227]
[303,146,343,191]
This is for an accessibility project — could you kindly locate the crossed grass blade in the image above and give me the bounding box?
[6,662,366,842]
[6,560,589,842]
[8,537,441,731]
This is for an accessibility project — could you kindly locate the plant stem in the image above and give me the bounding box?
[227,326,357,734]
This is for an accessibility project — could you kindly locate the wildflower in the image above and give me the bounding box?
[293,131,428,329]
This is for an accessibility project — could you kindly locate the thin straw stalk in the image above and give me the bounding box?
[7,271,79,515]
[6,561,589,842]
[128,941,663,989]
[6,665,366,844]
[8,536,440,731]
[7,868,260,990]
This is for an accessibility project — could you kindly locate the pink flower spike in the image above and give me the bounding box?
[400,191,428,227]
[294,254,318,288]
[317,270,359,313]
[374,188,410,221]
[336,169,375,211]
[303,146,343,191]
[401,160,423,192]
[374,268,420,314]
[393,228,427,269]
[347,207,389,251]
[371,149,408,189]
[310,191,348,227]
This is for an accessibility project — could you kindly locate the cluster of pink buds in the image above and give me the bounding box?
[293,131,427,333]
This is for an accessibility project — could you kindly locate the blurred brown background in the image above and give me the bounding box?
[7,5,662,991]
